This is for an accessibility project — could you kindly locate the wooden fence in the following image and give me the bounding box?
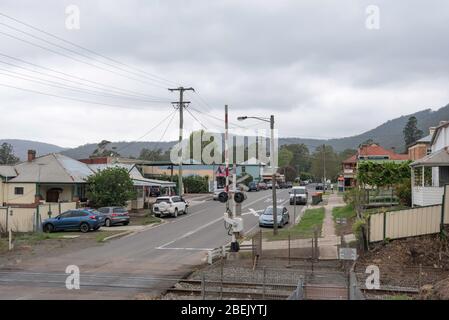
[0,202,77,233]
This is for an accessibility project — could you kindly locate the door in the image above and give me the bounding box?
[55,210,73,230]
[46,188,60,202]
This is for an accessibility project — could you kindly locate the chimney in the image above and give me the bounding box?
[27,149,36,162]
[429,127,436,136]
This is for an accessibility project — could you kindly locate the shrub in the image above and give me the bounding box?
[395,178,411,207]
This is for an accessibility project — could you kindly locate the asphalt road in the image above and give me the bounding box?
[0,188,307,299]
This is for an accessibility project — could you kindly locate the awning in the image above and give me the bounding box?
[133,178,176,187]
[410,147,449,167]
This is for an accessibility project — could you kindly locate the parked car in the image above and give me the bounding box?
[257,182,268,190]
[289,186,308,205]
[213,187,239,200]
[259,206,290,228]
[248,181,259,192]
[152,196,188,217]
[267,182,273,189]
[42,209,104,233]
[286,182,293,188]
[97,207,130,227]
[279,182,288,189]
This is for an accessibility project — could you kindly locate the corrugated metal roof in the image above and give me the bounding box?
[9,153,93,183]
[0,165,17,178]
[410,147,449,167]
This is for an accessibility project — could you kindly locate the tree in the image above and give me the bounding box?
[0,142,20,165]
[91,140,120,157]
[139,148,170,161]
[278,147,293,168]
[86,167,136,207]
[310,145,340,181]
[403,116,423,148]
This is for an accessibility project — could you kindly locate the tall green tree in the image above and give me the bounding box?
[403,116,423,148]
[91,140,121,157]
[311,145,340,181]
[86,167,136,207]
[139,148,170,161]
[0,142,20,165]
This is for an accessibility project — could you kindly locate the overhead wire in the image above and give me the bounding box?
[0,12,180,87]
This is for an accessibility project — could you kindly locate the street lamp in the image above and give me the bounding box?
[238,115,278,235]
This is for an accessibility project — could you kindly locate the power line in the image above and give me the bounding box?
[0,52,169,100]
[115,109,178,154]
[185,108,208,130]
[0,68,171,103]
[0,21,175,89]
[0,82,167,109]
[0,11,180,87]
[0,29,170,90]
[189,106,247,129]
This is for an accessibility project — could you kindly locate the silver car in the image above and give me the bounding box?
[259,206,290,228]
[97,207,130,227]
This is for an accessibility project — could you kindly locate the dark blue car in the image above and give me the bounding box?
[42,209,104,233]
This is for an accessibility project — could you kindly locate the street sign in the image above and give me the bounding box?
[339,248,357,260]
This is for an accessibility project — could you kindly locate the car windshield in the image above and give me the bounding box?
[263,207,283,215]
[291,188,306,194]
[156,198,170,203]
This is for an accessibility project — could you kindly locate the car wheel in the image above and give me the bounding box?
[184,207,188,214]
[80,222,90,233]
[105,218,112,227]
[173,208,178,218]
[43,223,54,233]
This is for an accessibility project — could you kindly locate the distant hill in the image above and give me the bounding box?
[0,139,66,160]
[3,102,449,159]
[61,141,177,160]
[280,103,449,153]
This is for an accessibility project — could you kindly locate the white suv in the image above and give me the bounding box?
[152,196,188,217]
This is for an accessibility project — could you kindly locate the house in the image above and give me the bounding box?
[411,121,449,206]
[408,128,434,161]
[87,163,175,209]
[342,143,410,187]
[1,150,91,207]
[0,150,175,210]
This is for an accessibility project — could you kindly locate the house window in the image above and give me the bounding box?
[14,187,24,195]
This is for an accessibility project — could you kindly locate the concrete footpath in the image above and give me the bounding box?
[318,193,344,259]
[246,192,354,259]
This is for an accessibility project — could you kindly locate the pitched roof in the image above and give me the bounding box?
[342,154,357,164]
[9,153,93,183]
[0,165,17,178]
[410,147,449,167]
[358,144,409,160]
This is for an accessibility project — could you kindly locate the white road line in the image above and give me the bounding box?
[155,191,281,250]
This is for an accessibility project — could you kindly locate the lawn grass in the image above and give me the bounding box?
[263,207,325,241]
[332,204,356,220]
[14,232,69,244]
[142,214,162,225]
[95,231,125,242]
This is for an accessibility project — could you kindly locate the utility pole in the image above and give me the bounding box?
[271,115,278,235]
[168,87,195,196]
[322,144,326,194]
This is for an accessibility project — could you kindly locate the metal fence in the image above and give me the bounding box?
[248,229,319,262]
[0,202,77,233]
[369,205,443,242]
[189,259,348,300]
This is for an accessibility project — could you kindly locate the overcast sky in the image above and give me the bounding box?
[0,0,448,148]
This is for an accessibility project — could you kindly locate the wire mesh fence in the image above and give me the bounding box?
[187,258,348,300]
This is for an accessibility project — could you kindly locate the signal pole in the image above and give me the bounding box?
[168,87,195,196]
